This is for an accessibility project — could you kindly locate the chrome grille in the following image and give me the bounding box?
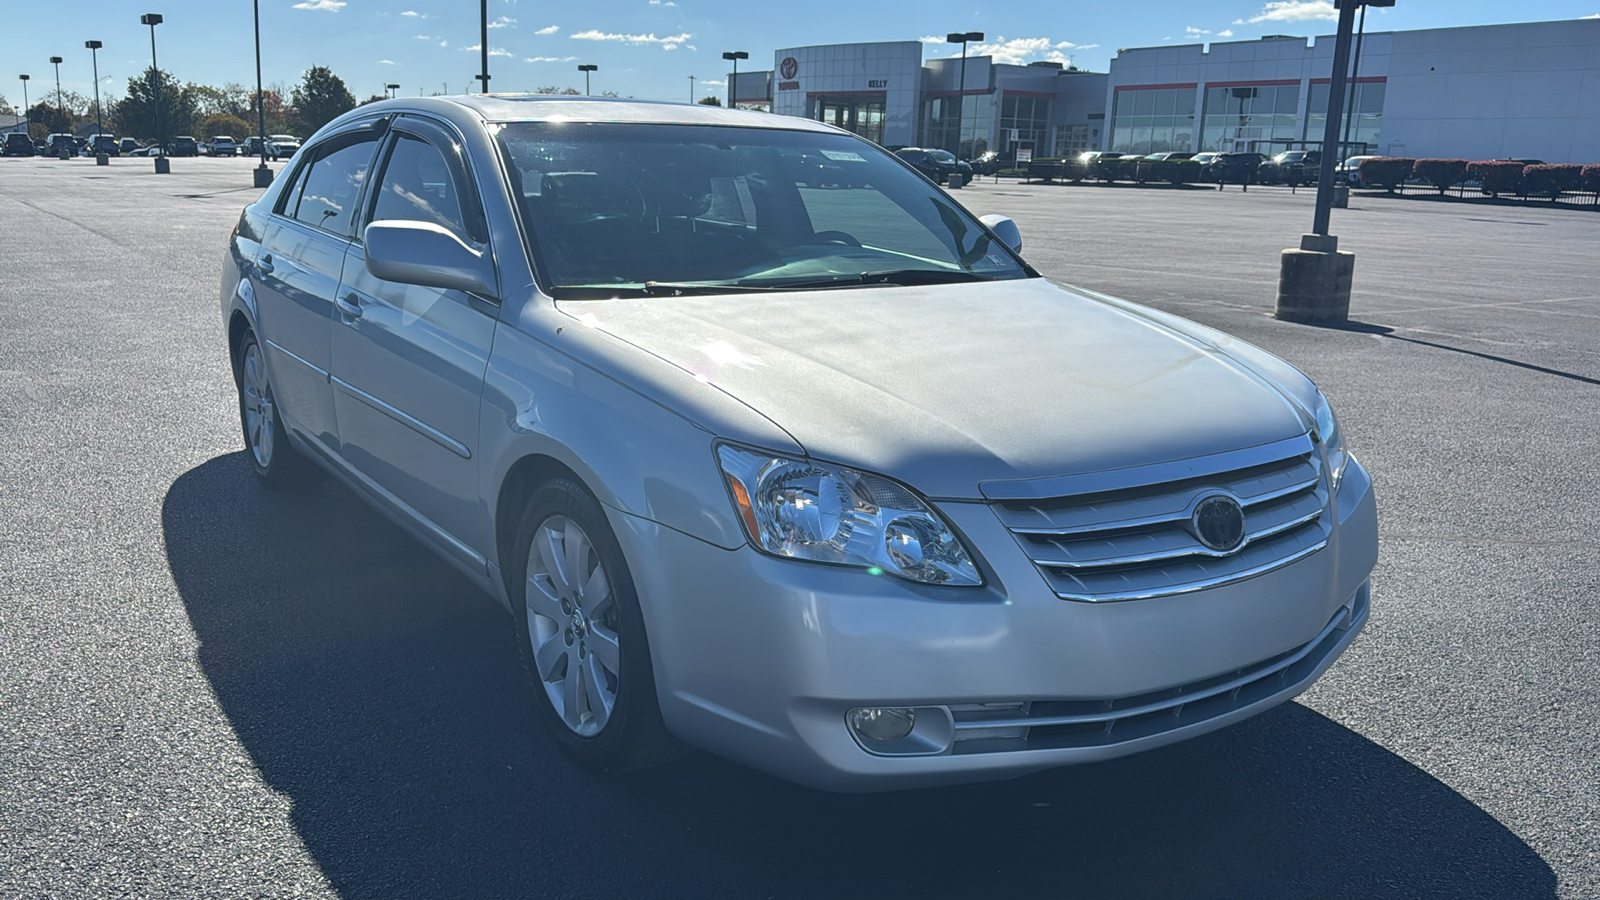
[991,434,1329,601]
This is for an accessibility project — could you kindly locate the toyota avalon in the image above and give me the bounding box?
[219,96,1377,791]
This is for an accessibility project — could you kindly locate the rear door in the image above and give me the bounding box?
[251,124,382,451]
[329,116,498,571]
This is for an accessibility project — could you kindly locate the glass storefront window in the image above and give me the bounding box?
[811,95,887,146]
[1304,82,1385,155]
[999,94,1050,160]
[925,93,992,157]
[1109,88,1196,154]
[1198,84,1301,152]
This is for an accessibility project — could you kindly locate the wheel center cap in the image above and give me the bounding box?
[570,608,588,636]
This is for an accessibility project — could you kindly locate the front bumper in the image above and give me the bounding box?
[613,456,1377,792]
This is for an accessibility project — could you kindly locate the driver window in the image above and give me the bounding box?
[369,134,471,243]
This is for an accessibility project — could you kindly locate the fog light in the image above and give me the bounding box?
[848,707,916,742]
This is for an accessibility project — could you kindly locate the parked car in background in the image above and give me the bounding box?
[206,136,239,157]
[1212,152,1267,187]
[266,134,301,160]
[219,95,1375,792]
[118,137,142,155]
[170,136,200,157]
[4,133,37,156]
[1336,155,1378,187]
[1263,150,1321,186]
[1078,150,1126,182]
[241,136,267,157]
[895,147,973,186]
[47,133,76,157]
[88,134,120,156]
[969,150,1002,175]
[1136,152,1199,184]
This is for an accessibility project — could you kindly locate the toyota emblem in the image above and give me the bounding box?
[1192,494,1246,553]
[780,57,799,80]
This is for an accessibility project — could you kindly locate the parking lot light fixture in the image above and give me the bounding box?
[251,0,272,185]
[721,51,747,109]
[85,42,104,155]
[140,14,166,173]
[945,32,983,158]
[49,56,64,131]
[578,64,596,96]
[385,83,400,99]
[18,76,29,140]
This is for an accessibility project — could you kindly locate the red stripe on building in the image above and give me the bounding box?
[1310,75,1389,85]
[1204,78,1302,88]
[1113,82,1198,92]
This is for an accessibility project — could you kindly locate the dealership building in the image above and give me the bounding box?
[732,17,1600,164]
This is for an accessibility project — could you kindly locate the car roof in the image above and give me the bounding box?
[323,94,846,138]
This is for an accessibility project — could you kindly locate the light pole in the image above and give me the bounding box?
[1340,3,1370,158]
[85,42,104,147]
[386,83,400,99]
[141,13,166,173]
[945,31,983,158]
[578,64,596,96]
[721,51,747,109]
[18,75,29,143]
[688,74,695,104]
[49,56,64,145]
[249,0,272,185]
[476,0,489,94]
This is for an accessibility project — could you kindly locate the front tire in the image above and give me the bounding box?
[510,478,682,773]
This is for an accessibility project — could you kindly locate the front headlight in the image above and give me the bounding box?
[1312,391,1349,490]
[716,444,982,587]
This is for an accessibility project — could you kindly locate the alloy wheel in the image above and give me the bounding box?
[524,515,622,737]
[240,341,275,468]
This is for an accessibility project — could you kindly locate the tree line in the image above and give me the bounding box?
[1,65,632,144]
[0,64,360,143]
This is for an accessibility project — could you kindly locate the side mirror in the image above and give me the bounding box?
[364,220,498,299]
[979,214,1023,254]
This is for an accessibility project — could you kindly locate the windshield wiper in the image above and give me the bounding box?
[640,281,788,296]
[747,269,995,290]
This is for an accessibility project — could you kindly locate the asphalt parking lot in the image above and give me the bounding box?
[2,155,1596,899]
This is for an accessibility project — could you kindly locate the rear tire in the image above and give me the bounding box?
[234,330,317,489]
[510,477,683,773]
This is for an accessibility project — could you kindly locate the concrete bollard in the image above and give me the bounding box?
[1274,233,1355,325]
[96,153,110,166]
[948,172,964,189]
[252,166,274,188]
[154,157,170,174]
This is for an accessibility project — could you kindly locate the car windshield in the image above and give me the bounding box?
[927,149,958,163]
[497,122,1030,296]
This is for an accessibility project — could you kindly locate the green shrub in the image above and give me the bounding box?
[1467,160,1525,197]
[1135,158,1201,185]
[1583,165,1600,194]
[1411,159,1468,194]
[1357,157,1415,193]
[1026,158,1065,182]
[1521,164,1583,199]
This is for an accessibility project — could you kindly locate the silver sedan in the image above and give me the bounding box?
[219,96,1377,791]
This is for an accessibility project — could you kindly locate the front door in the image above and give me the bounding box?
[329,119,498,571]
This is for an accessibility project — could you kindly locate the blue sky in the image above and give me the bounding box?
[6,0,1599,109]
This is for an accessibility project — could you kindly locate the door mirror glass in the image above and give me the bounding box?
[979,214,1023,254]
[363,220,498,299]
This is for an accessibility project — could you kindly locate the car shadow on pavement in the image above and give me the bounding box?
[164,453,1556,900]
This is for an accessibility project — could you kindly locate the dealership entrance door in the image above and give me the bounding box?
[809,94,886,145]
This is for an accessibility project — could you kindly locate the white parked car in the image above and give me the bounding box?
[1337,155,1379,187]
[265,133,301,160]
[220,97,1377,791]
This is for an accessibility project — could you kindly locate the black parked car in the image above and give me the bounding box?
[1211,152,1267,187]
[169,136,199,157]
[895,147,973,186]
[969,150,1002,175]
[47,133,77,157]
[89,134,120,157]
[3,133,36,156]
[1263,150,1321,186]
[1078,151,1127,182]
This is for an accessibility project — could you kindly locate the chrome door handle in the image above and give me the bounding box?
[258,254,274,275]
[336,293,363,319]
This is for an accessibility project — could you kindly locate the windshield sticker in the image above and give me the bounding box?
[820,150,866,163]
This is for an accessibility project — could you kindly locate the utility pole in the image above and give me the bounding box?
[688,74,695,104]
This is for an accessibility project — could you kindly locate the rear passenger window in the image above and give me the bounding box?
[289,136,378,236]
[369,134,470,243]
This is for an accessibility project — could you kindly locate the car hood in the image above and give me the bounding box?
[563,278,1310,499]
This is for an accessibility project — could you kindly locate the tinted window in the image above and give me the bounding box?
[289,136,378,236]
[369,134,470,242]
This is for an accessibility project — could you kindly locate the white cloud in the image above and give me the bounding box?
[1232,18,1247,24]
[648,0,678,5]
[535,24,559,34]
[401,10,427,17]
[379,59,399,65]
[919,35,945,43]
[439,40,449,47]
[1218,29,1235,37]
[488,15,515,28]
[1583,12,1600,17]
[526,55,578,62]
[462,43,513,57]
[570,29,692,50]
[702,79,724,86]
[1247,1,1337,23]
[940,36,1090,67]
[413,34,431,39]
[1186,26,1211,35]
[292,0,346,10]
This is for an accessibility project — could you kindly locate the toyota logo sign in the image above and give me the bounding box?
[780,56,798,80]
